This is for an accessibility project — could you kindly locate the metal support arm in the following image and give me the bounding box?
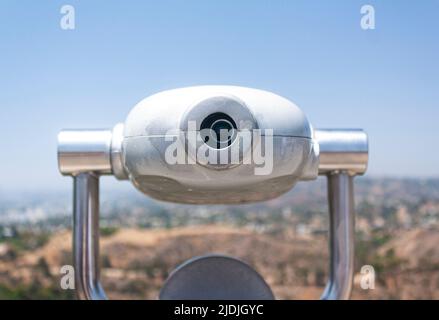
[58,129,117,300]
[316,129,368,300]
[320,172,355,300]
[73,173,107,300]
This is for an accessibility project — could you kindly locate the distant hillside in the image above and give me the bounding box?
[1,224,438,299]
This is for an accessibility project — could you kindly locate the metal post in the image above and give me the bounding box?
[315,129,367,300]
[58,128,123,300]
[320,172,355,300]
[73,172,107,300]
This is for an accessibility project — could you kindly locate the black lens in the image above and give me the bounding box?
[212,120,233,141]
[200,112,237,149]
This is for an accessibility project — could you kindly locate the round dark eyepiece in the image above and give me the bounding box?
[200,112,237,149]
[160,255,275,300]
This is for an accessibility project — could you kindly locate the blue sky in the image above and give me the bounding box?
[0,0,438,192]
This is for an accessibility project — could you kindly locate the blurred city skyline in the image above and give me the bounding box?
[0,1,438,192]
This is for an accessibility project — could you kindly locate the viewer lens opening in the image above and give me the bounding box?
[200,112,237,149]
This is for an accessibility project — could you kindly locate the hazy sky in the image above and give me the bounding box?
[0,1,438,192]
